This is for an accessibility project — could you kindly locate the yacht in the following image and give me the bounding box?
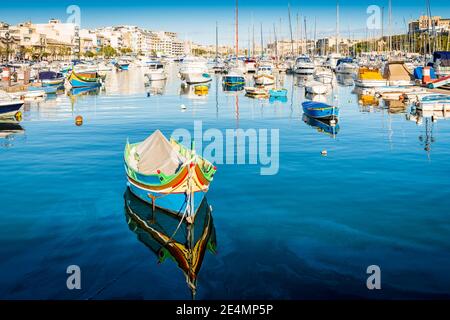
[294,56,315,75]
[179,56,212,84]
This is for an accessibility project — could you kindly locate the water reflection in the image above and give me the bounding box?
[145,79,167,96]
[302,114,340,138]
[336,74,355,87]
[124,189,217,299]
[0,120,25,147]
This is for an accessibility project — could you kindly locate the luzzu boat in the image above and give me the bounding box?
[124,130,217,220]
[302,101,339,120]
[68,71,102,88]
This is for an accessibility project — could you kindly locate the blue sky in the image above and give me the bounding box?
[1,1,449,44]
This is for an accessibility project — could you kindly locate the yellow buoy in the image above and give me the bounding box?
[15,111,22,122]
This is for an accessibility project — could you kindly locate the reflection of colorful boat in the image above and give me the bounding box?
[69,86,100,96]
[124,130,217,219]
[245,86,269,98]
[223,83,244,92]
[194,85,209,95]
[269,96,288,103]
[68,71,102,88]
[29,85,58,94]
[303,114,339,137]
[417,94,450,111]
[124,189,216,298]
[302,101,339,120]
[269,88,287,98]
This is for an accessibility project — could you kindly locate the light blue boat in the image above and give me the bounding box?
[29,86,58,94]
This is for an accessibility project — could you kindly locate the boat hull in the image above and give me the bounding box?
[223,75,245,86]
[302,102,339,120]
[355,79,388,88]
[0,102,24,118]
[183,73,212,84]
[254,75,275,85]
[127,177,206,216]
[68,72,102,88]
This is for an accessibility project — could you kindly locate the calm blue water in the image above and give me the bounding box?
[1,66,450,300]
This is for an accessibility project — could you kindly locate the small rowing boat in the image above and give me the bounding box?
[302,101,339,120]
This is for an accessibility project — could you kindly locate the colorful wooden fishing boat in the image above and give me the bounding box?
[302,101,339,120]
[125,189,216,297]
[68,71,102,88]
[244,86,269,98]
[124,130,217,220]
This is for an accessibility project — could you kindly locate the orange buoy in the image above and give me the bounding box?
[75,115,83,126]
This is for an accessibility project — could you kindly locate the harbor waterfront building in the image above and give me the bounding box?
[0,19,187,60]
[409,16,450,34]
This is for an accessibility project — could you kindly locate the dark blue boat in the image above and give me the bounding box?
[302,101,339,120]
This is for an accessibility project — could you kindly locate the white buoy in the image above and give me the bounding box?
[180,104,187,110]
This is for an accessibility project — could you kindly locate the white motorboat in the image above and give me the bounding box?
[325,53,343,71]
[179,56,212,84]
[145,61,167,82]
[335,58,358,74]
[294,56,315,75]
[0,91,25,118]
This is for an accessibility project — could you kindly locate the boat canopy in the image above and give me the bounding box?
[383,62,413,81]
[433,51,450,67]
[134,130,186,175]
[336,58,353,66]
[39,71,63,80]
[296,56,312,63]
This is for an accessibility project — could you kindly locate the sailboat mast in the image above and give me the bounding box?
[216,21,218,60]
[388,0,392,53]
[336,0,340,54]
[274,23,278,62]
[236,0,239,57]
[260,23,264,57]
[288,2,294,56]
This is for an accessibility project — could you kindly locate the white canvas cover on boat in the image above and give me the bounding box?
[383,62,413,81]
[135,130,186,175]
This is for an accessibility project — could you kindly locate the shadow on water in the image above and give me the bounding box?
[302,114,340,138]
[0,119,25,147]
[123,189,217,299]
